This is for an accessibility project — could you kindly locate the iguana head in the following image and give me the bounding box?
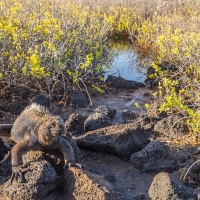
[36,115,64,146]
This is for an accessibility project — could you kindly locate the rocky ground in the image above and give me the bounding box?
[0,76,200,200]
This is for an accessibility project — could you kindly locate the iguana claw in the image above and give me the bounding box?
[10,164,29,184]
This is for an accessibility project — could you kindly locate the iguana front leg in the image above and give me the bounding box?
[58,137,84,170]
[11,139,42,183]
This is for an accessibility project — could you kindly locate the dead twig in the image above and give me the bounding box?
[0,110,15,117]
[180,160,200,182]
[79,78,93,106]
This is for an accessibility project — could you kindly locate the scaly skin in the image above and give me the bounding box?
[10,103,82,183]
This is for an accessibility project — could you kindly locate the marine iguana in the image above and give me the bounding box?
[10,95,82,182]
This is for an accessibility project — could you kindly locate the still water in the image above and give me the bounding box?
[105,47,146,82]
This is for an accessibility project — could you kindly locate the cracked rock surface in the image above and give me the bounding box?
[3,160,58,200]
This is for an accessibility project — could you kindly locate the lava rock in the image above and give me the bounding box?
[30,95,50,108]
[154,114,189,140]
[180,160,200,189]
[67,90,88,108]
[93,105,116,119]
[121,109,139,120]
[10,100,28,115]
[130,141,189,172]
[4,160,58,200]
[84,105,116,132]
[105,75,145,90]
[64,167,128,200]
[0,138,10,160]
[76,123,150,160]
[0,138,11,177]
[84,113,111,132]
[64,113,86,137]
[148,172,199,200]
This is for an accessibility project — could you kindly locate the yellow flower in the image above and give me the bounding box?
[145,103,150,109]
[135,102,140,108]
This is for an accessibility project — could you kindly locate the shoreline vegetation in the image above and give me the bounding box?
[0,0,200,138]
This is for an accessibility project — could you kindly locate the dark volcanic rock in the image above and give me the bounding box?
[93,105,116,119]
[0,151,11,178]
[130,141,189,172]
[84,105,116,132]
[0,138,10,161]
[122,109,139,120]
[11,85,31,98]
[136,113,155,132]
[2,85,31,114]
[67,90,88,108]
[0,138,11,177]
[30,95,50,108]
[64,167,129,200]
[149,172,199,200]
[10,100,28,115]
[0,85,31,114]
[0,124,13,136]
[76,123,150,160]
[64,113,86,137]
[84,113,111,132]
[4,160,58,200]
[180,160,200,189]
[154,114,189,140]
[105,75,145,89]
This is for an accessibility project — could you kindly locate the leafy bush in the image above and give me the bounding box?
[0,0,113,95]
[132,2,200,135]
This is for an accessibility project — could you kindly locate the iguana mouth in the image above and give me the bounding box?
[41,137,58,146]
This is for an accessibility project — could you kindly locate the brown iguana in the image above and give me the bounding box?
[10,95,82,182]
